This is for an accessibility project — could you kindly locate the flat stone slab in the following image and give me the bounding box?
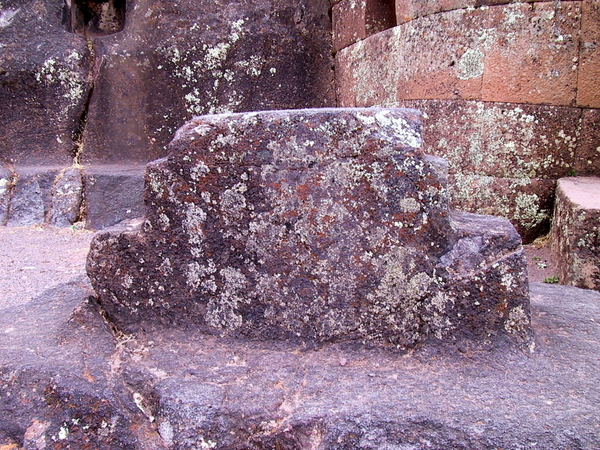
[87,108,532,350]
[551,177,600,291]
[1,277,599,449]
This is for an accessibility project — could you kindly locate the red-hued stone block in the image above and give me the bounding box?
[333,0,396,52]
[448,173,556,242]
[578,0,600,108]
[335,31,403,106]
[365,0,396,36]
[576,108,600,175]
[396,8,488,101]
[550,177,600,291]
[400,99,583,179]
[482,2,580,106]
[335,8,489,104]
[333,0,367,52]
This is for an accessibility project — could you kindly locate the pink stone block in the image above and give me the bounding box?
[482,2,580,106]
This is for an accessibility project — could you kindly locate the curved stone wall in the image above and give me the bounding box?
[335,0,600,241]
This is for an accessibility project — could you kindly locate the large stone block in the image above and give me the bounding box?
[6,168,60,227]
[395,0,476,24]
[80,0,335,164]
[550,177,600,291]
[578,0,600,108]
[0,165,15,226]
[87,108,532,350]
[396,8,488,102]
[84,165,146,230]
[333,0,366,51]
[402,100,582,179]
[482,2,580,106]
[0,0,92,166]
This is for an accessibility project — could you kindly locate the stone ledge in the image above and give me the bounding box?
[0,165,146,230]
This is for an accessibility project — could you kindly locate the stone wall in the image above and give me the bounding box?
[334,0,600,242]
[0,0,335,228]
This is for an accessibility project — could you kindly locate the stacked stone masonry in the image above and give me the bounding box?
[87,108,533,350]
[550,177,600,291]
[334,0,600,242]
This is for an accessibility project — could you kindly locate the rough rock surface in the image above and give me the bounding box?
[80,0,335,164]
[550,177,600,291]
[1,266,600,449]
[87,108,532,350]
[84,165,146,230]
[3,167,85,228]
[0,0,92,166]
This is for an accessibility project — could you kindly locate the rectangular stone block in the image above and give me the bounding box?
[85,166,146,230]
[365,0,396,36]
[395,0,476,25]
[578,0,600,108]
[550,177,600,291]
[6,168,60,227]
[399,99,583,179]
[335,30,402,106]
[395,8,487,101]
[333,0,367,52]
[0,165,15,226]
[482,2,580,106]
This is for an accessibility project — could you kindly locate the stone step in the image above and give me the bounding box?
[0,164,146,230]
[550,177,600,291]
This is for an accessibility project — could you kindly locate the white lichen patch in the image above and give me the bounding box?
[504,306,530,334]
[457,48,484,80]
[186,260,217,291]
[35,53,87,116]
[205,267,248,330]
[0,177,8,195]
[190,161,210,181]
[0,8,19,28]
[220,183,247,219]
[374,110,422,149]
[399,197,421,213]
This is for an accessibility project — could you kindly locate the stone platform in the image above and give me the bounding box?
[1,276,599,449]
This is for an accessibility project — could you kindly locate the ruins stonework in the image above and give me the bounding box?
[0,0,334,228]
[334,0,600,242]
[87,108,533,349]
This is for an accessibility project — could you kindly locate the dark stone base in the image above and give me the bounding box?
[1,280,599,449]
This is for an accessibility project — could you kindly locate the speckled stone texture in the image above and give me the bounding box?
[0,0,92,166]
[550,177,600,291]
[87,108,532,350]
[334,1,600,242]
[80,0,335,164]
